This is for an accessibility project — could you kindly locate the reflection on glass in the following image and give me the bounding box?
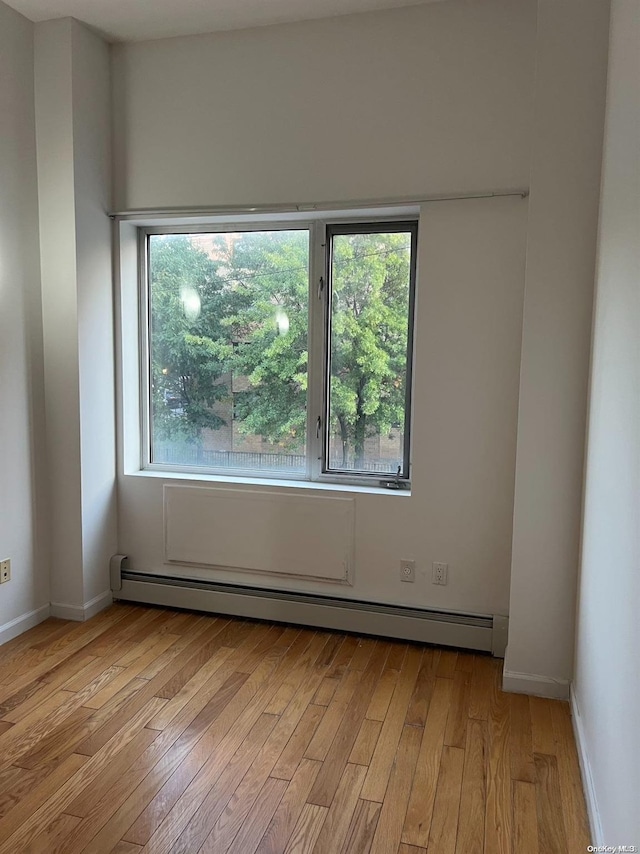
[149,229,309,472]
[327,230,412,475]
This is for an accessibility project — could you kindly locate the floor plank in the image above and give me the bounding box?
[533,753,568,854]
[405,648,439,727]
[370,725,422,854]
[468,656,494,721]
[425,745,464,854]
[221,775,288,854]
[366,667,400,722]
[455,717,487,854]
[311,763,366,854]
[0,753,88,846]
[512,780,539,854]
[307,641,388,806]
[0,605,592,854]
[20,810,82,854]
[402,677,453,847]
[271,704,325,781]
[99,635,316,853]
[340,799,381,854]
[436,650,458,679]
[361,647,422,803]
[484,664,512,854]
[509,693,536,783]
[125,712,279,849]
[349,717,383,766]
[444,669,471,749]
[0,697,167,854]
[254,759,321,853]
[311,677,340,707]
[529,696,556,755]
[326,635,359,678]
[284,803,328,854]
[144,635,329,854]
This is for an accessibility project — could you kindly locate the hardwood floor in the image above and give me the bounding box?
[0,604,591,853]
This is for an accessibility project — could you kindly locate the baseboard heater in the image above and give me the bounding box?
[111,565,508,657]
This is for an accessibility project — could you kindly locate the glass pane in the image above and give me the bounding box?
[149,229,309,473]
[327,229,413,475]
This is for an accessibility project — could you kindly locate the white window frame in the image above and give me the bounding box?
[136,208,418,490]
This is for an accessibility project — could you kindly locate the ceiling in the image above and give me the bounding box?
[5,0,442,43]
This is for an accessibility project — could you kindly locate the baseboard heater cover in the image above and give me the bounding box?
[112,567,508,657]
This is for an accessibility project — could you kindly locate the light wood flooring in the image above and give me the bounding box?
[0,603,591,853]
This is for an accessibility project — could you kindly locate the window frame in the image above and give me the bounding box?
[138,212,418,489]
[320,220,418,485]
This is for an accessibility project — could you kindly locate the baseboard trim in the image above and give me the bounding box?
[83,591,113,619]
[0,604,50,646]
[115,571,501,653]
[50,601,85,621]
[50,591,113,622]
[570,684,603,846]
[502,669,570,699]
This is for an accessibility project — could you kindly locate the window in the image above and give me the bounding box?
[142,216,417,487]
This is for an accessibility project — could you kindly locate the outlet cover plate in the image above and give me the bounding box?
[400,560,415,583]
[432,561,448,585]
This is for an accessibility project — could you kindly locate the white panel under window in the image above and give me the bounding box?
[164,485,354,583]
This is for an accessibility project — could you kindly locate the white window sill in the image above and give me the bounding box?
[124,468,411,497]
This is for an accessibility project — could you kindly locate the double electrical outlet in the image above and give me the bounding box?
[0,559,11,584]
[400,559,448,585]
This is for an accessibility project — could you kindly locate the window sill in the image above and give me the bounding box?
[124,468,411,497]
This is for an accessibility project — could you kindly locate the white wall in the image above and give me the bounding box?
[0,1,50,641]
[504,0,610,697]
[112,0,614,698]
[112,0,535,616]
[112,0,536,210]
[573,0,640,843]
[35,18,117,617]
[35,20,84,611]
[72,23,118,606]
[118,197,528,614]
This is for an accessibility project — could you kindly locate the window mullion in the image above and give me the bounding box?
[140,230,152,470]
[306,221,327,481]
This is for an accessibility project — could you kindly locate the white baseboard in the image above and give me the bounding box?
[0,592,112,646]
[0,604,50,646]
[49,601,86,620]
[116,573,498,652]
[502,669,570,699]
[570,684,603,847]
[83,591,113,619]
[50,590,113,622]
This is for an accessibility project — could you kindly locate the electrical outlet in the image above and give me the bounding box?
[0,559,11,584]
[432,561,448,585]
[400,560,415,583]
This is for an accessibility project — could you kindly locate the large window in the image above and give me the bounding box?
[143,217,417,486]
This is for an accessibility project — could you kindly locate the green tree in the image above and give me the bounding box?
[149,228,411,470]
[149,234,230,443]
[329,232,411,468]
[221,229,309,449]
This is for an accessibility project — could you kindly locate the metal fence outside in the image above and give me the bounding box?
[154,445,401,473]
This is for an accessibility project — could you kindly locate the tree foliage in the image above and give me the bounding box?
[149,228,411,467]
[149,235,229,441]
[220,230,309,447]
[330,232,411,466]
